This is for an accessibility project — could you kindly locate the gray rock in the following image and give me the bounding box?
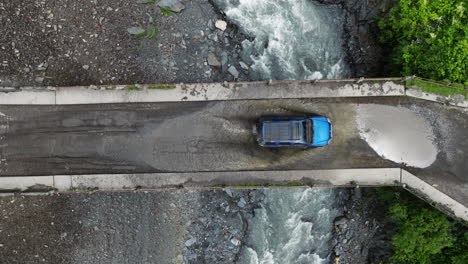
[239,61,249,70]
[207,53,221,67]
[237,197,246,208]
[82,65,90,70]
[37,63,48,71]
[157,0,185,13]
[215,20,227,31]
[221,52,228,68]
[127,27,146,36]
[228,66,239,78]
[35,77,44,83]
[230,238,241,246]
[334,216,348,227]
[225,189,233,197]
[208,33,218,42]
[185,237,197,247]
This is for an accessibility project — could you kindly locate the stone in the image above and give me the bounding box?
[127,27,146,36]
[185,237,196,247]
[157,0,185,13]
[82,65,90,70]
[228,66,239,78]
[239,61,249,70]
[207,53,221,67]
[208,33,218,42]
[225,189,233,197]
[334,216,348,227]
[37,63,48,71]
[35,77,44,83]
[221,52,228,67]
[230,238,241,246]
[215,20,227,31]
[237,197,246,208]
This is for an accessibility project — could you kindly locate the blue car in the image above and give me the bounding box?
[254,116,332,148]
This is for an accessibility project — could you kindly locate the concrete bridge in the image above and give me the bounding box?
[0,77,467,221]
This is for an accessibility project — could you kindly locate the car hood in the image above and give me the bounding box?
[313,119,331,145]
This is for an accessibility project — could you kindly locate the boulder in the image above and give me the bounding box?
[157,0,185,13]
[207,53,221,67]
[215,20,227,31]
[228,66,239,78]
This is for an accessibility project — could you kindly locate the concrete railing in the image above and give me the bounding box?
[0,168,466,222]
[1,77,467,108]
[0,78,406,105]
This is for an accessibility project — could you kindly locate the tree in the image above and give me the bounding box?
[378,0,468,84]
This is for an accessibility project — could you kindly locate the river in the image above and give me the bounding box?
[211,0,352,263]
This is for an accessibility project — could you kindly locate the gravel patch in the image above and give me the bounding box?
[0,0,249,87]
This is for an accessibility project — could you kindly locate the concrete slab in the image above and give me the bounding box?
[0,176,54,191]
[406,88,468,108]
[0,89,55,105]
[1,169,400,191]
[0,78,405,105]
[54,79,405,104]
[53,175,73,190]
[401,170,468,222]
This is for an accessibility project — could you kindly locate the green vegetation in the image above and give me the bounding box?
[127,86,140,90]
[148,84,176,89]
[160,7,175,16]
[146,25,159,40]
[406,78,468,98]
[147,0,157,3]
[378,0,468,84]
[375,188,467,264]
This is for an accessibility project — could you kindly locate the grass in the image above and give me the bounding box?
[160,7,175,16]
[148,84,176,89]
[128,25,158,40]
[127,86,140,90]
[406,78,468,99]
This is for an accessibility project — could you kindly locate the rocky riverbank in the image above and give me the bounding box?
[182,189,262,263]
[331,188,395,264]
[316,0,393,77]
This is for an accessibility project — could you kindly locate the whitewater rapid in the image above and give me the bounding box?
[238,189,343,264]
[212,0,350,80]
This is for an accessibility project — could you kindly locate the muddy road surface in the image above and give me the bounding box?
[0,97,467,205]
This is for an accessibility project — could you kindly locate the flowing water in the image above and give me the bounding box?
[212,1,352,263]
[212,0,350,80]
[238,189,344,264]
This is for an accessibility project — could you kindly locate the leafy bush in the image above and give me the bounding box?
[390,204,454,263]
[374,188,467,264]
[378,0,468,84]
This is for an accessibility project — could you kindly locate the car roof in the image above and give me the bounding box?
[262,120,305,143]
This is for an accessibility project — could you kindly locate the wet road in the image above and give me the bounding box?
[0,97,467,203]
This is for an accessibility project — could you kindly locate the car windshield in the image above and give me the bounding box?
[304,120,313,144]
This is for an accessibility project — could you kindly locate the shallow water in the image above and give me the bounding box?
[356,104,438,168]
